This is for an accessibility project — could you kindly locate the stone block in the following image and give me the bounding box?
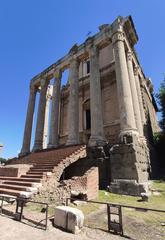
[54,206,84,234]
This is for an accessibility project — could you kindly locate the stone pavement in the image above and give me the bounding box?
[0,215,128,240]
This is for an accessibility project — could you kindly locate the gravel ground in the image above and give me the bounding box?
[0,215,128,240]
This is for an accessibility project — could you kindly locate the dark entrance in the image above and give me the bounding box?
[86,109,91,130]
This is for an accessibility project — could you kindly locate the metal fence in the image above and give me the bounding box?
[66,198,165,239]
[0,195,48,230]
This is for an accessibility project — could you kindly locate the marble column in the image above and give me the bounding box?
[88,45,106,146]
[43,86,52,149]
[112,31,137,141]
[134,66,146,125]
[66,57,79,145]
[48,70,62,147]
[20,85,37,156]
[33,78,49,151]
[127,51,143,136]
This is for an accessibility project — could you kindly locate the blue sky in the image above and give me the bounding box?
[0,0,164,158]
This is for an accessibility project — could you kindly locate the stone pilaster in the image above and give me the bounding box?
[48,70,62,148]
[33,78,49,151]
[43,86,52,149]
[127,51,143,137]
[134,66,146,125]
[20,85,37,156]
[88,45,106,146]
[112,30,137,142]
[66,57,79,145]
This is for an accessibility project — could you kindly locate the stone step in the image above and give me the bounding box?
[32,160,62,163]
[29,165,54,170]
[0,184,37,192]
[21,175,43,179]
[32,165,55,168]
[26,171,45,174]
[0,188,32,198]
[29,168,54,172]
[3,180,42,188]
[0,176,41,182]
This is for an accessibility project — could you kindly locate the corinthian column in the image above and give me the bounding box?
[134,66,146,125]
[48,70,62,147]
[20,85,37,156]
[112,30,137,142]
[66,57,79,145]
[88,45,106,146]
[43,86,52,149]
[33,78,49,151]
[127,51,143,136]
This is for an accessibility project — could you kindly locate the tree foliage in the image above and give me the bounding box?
[156,78,165,132]
[0,157,7,164]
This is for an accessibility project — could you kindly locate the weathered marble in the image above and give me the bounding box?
[33,79,49,151]
[20,85,37,155]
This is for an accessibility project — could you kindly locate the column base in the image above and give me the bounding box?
[18,150,30,158]
[47,143,59,149]
[109,137,150,196]
[32,141,43,152]
[66,138,79,146]
[119,128,139,143]
[109,179,150,196]
[88,135,107,147]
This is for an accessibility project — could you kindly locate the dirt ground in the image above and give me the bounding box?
[0,193,165,240]
[0,214,127,240]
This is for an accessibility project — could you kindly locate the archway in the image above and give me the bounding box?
[83,98,91,143]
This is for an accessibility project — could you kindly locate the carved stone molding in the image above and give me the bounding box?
[112,31,125,44]
[127,51,133,61]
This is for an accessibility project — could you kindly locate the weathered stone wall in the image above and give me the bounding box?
[142,84,160,138]
[37,166,98,202]
[110,137,150,196]
[0,164,32,177]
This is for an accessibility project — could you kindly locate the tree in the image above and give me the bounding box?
[0,157,7,164]
[157,77,165,132]
[154,77,165,178]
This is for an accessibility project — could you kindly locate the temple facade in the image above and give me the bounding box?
[20,16,159,195]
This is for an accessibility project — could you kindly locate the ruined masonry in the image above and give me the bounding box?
[0,16,160,199]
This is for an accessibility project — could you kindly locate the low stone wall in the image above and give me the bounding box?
[61,167,98,200]
[0,164,32,177]
[36,166,98,203]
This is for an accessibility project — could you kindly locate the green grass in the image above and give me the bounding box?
[98,180,165,211]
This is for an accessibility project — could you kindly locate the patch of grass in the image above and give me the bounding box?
[25,202,44,213]
[72,203,99,216]
[98,180,165,211]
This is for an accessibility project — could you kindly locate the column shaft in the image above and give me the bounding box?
[134,67,146,125]
[66,58,79,145]
[20,85,36,155]
[48,71,61,147]
[112,31,137,141]
[127,52,143,136]
[33,79,49,151]
[43,92,51,149]
[88,45,106,146]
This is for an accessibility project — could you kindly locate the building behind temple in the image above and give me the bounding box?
[18,16,159,196]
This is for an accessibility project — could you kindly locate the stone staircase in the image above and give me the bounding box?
[0,145,86,199]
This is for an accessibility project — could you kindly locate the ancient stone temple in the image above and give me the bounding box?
[17,15,159,196]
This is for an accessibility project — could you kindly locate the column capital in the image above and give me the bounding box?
[112,30,125,44]
[89,44,99,57]
[134,65,140,76]
[69,56,79,68]
[127,51,133,61]
[53,69,62,79]
[40,78,48,87]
